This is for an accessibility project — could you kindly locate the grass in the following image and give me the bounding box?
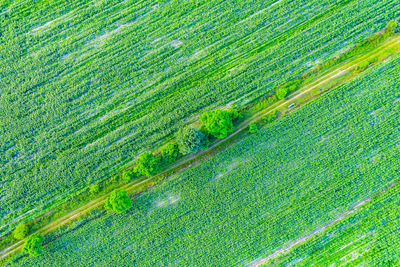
[7,52,400,266]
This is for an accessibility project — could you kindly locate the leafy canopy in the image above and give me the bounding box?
[23,234,43,256]
[134,152,161,177]
[104,189,132,213]
[200,109,235,139]
[13,223,29,240]
[176,126,205,155]
[160,142,180,163]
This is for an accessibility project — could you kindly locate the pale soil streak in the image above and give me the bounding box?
[249,200,369,267]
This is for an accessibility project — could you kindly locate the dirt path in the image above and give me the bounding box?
[1,36,400,261]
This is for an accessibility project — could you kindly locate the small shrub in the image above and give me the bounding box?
[263,110,278,124]
[160,142,180,163]
[13,223,29,240]
[248,122,258,133]
[121,170,135,183]
[200,109,235,139]
[276,87,288,100]
[89,183,100,195]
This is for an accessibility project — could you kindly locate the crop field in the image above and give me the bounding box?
[262,182,400,266]
[8,54,400,266]
[1,0,400,235]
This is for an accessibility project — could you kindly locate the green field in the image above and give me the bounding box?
[8,53,400,266]
[1,0,400,236]
[262,182,400,266]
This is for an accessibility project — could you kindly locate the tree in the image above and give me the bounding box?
[200,109,234,139]
[23,234,43,256]
[160,142,180,163]
[176,126,205,155]
[134,152,161,177]
[13,223,29,240]
[248,122,258,133]
[104,189,132,213]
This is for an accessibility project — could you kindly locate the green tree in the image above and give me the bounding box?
[200,109,234,139]
[134,152,161,177]
[160,142,180,163]
[23,234,43,256]
[248,122,258,133]
[104,189,132,213]
[268,95,278,104]
[176,126,205,155]
[13,223,29,240]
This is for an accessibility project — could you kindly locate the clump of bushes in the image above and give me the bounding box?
[13,223,29,240]
[134,152,161,177]
[104,189,132,213]
[23,234,43,256]
[200,109,240,139]
[176,126,205,155]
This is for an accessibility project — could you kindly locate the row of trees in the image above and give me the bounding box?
[10,223,44,256]
[103,108,243,213]
[92,20,400,215]
[10,108,254,256]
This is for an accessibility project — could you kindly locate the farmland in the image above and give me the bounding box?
[7,54,400,266]
[2,0,400,235]
[261,182,400,266]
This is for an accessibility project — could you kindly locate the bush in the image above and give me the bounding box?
[276,79,303,100]
[104,189,132,213]
[267,95,278,104]
[263,110,278,123]
[385,20,397,36]
[23,234,43,256]
[13,223,29,240]
[160,142,180,163]
[134,152,161,177]
[121,170,135,183]
[248,122,258,133]
[200,109,235,139]
[89,183,100,195]
[276,86,288,100]
[176,126,205,155]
